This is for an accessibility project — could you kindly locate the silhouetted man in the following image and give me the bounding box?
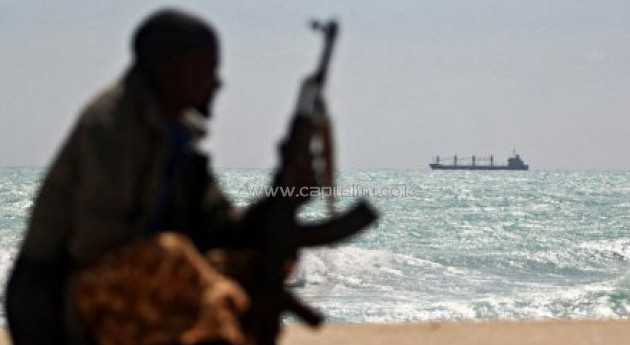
[6,8,317,345]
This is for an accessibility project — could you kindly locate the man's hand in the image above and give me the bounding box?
[275,115,319,206]
[278,79,337,202]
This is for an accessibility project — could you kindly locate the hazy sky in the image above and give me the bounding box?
[2,1,630,170]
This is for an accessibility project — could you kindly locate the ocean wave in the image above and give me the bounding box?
[3,168,630,324]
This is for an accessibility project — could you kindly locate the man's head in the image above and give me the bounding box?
[132,9,221,118]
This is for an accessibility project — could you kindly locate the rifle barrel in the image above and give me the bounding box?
[311,19,339,86]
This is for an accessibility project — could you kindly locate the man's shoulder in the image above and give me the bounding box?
[77,70,156,129]
[77,79,128,129]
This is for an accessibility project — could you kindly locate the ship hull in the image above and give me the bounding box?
[429,164,528,171]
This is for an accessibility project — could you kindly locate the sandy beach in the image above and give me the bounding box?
[0,329,8,345]
[279,320,630,345]
[2,320,629,345]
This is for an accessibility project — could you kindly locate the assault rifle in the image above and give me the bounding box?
[296,19,338,215]
[209,19,379,345]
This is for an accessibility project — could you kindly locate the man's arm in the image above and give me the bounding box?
[5,123,83,345]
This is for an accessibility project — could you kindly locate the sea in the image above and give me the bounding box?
[1,167,630,325]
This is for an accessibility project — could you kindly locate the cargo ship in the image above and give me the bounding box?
[429,153,529,170]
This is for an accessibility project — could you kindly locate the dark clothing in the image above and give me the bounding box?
[5,68,262,345]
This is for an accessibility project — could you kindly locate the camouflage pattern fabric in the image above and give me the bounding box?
[75,236,216,345]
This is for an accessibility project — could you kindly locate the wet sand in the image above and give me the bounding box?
[2,320,629,345]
